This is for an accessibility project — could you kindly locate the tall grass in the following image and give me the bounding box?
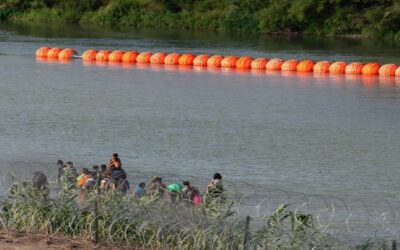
[0,177,334,249]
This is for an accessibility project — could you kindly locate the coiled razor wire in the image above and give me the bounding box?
[1,157,400,246]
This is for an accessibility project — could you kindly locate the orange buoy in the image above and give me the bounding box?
[378,64,397,76]
[58,48,77,60]
[36,47,51,58]
[136,51,153,64]
[362,63,380,75]
[47,47,63,59]
[236,56,253,69]
[150,52,166,64]
[329,61,347,74]
[297,60,315,72]
[396,67,400,77]
[109,50,125,63]
[251,58,269,70]
[178,54,196,65]
[82,49,98,61]
[164,53,180,65]
[265,58,284,70]
[96,50,112,62]
[281,59,299,71]
[193,55,209,66]
[345,62,364,74]
[207,55,224,67]
[122,51,138,63]
[313,61,331,73]
[221,56,238,68]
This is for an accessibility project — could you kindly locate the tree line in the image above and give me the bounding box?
[1,0,399,42]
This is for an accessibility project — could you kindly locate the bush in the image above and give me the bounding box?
[1,0,400,41]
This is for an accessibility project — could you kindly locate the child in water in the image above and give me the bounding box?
[135,182,146,198]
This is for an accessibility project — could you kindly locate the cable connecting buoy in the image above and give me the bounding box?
[35,47,400,78]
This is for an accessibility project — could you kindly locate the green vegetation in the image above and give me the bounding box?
[1,0,400,42]
[0,178,335,248]
[0,174,395,249]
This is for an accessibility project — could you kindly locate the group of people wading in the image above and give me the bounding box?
[55,153,224,206]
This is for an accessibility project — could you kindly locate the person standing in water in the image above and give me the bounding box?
[204,173,224,204]
[57,159,64,182]
[182,181,202,206]
[108,153,122,170]
[135,182,146,198]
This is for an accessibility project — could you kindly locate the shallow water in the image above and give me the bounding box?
[1,22,400,241]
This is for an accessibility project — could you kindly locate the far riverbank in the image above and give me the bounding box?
[1,0,400,44]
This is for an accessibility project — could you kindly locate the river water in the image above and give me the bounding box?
[1,22,400,241]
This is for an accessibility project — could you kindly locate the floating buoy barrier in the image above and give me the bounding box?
[35,47,400,79]
[136,51,152,64]
[47,47,63,59]
[178,54,195,65]
[36,47,51,58]
[207,55,224,67]
[150,52,166,64]
[251,58,269,70]
[266,58,284,70]
[396,67,400,77]
[379,64,397,76]
[109,50,125,63]
[221,56,239,68]
[58,48,77,60]
[281,59,299,72]
[193,54,209,66]
[96,50,112,62]
[362,63,380,75]
[164,53,181,65]
[345,62,364,74]
[329,61,347,74]
[122,51,138,63]
[82,49,98,61]
[313,61,331,73]
[236,56,253,69]
[297,60,314,72]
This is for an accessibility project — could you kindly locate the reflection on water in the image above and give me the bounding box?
[39,57,400,89]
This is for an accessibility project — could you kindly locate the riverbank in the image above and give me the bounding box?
[0,177,395,249]
[1,0,400,43]
[0,179,332,249]
[0,230,111,250]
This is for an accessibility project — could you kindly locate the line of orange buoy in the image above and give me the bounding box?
[35,47,400,77]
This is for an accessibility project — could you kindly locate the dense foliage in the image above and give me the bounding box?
[1,0,400,41]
